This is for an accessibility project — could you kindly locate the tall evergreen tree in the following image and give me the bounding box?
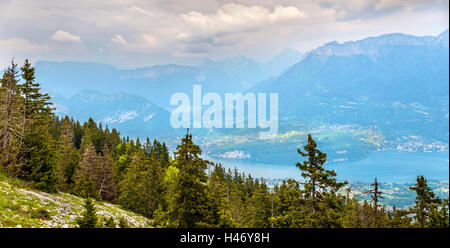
[77,198,98,228]
[0,60,22,173]
[168,130,212,227]
[118,150,165,217]
[55,116,79,191]
[364,178,384,227]
[296,134,347,226]
[15,60,58,192]
[409,175,441,228]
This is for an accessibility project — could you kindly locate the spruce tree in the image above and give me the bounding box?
[118,150,165,217]
[17,60,57,192]
[168,130,212,227]
[364,178,384,227]
[77,198,98,228]
[409,175,440,228]
[56,116,79,191]
[296,134,347,226]
[0,60,22,173]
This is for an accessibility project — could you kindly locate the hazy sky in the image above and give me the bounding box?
[0,0,448,69]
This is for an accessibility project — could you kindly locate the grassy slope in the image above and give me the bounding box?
[0,171,151,228]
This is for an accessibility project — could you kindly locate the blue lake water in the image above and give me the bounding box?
[205,151,449,183]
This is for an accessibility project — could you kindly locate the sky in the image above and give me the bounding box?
[0,0,448,69]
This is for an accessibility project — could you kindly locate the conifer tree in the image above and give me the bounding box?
[364,178,384,227]
[0,60,22,173]
[74,143,99,198]
[428,198,449,228]
[168,130,212,227]
[409,175,440,228]
[118,150,165,217]
[56,116,79,190]
[247,180,272,228]
[18,59,52,146]
[15,60,58,192]
[207,164,235,227]
[77,198,98,228]
[296,134,347,227]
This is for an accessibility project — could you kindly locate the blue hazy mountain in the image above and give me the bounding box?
[35,49,303,110]
[264,48,304,76]
[51,90,175,137]
[35,30,449,165]
[203,30,449,164]
[252,30,449,140]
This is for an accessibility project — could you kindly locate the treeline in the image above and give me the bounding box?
[0,59,448,228]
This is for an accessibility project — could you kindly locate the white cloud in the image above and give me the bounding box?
[181,3,305,31]
[0,38,46,52]
[111,34,127,45]
[268,6,307,22]
[51,30,82,43]
[110,33,159,53]
[0,0,447,68]
[177,3,307,47]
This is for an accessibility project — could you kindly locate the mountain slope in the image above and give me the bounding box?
[203,30,449,164]
[52,90,175,137]
[0,172,151,228]
[252,29,449,141]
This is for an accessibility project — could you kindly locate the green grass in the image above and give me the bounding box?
[0,170,152,228]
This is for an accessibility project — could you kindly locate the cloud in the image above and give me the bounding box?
[51,30,82,43]
[0,0,448,68]
[111,34,127,45]
[178,3,306,47]
[110,33,159,52]
[0,38,47,52]
[319,0,449,21]
[268,6,307,21]
[181,3,306,31]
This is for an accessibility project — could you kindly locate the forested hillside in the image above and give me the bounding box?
[0,60,448,228]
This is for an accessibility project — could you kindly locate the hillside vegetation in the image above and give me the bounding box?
[0,171,151,228]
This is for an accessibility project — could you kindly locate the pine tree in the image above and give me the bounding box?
[56,116,79,191]
[206,164,235,227]
[168,130,212,227]
[364,178,384,227]
[428,198,449,228]
[74,143,116,201]
[296,134,347,226]
[0,60,23,173]
[104,217,116,228]
[247,180,272,228]
[409,175,440,228]
[20,130,58,192]
[118,150,165,217]
[16,60,57,192]
[18,59,52,148]
[77,198,98,228]
[74,143,99,198]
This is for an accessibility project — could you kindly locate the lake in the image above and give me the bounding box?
[204,150,449,183]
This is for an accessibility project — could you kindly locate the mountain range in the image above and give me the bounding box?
[37,48,303,110]
[41,29,449,164]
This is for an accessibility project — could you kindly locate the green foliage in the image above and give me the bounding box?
[167,131,213,227]
[77,198,98,228]
[1,61,447,228]
[409,175,442,228]
[118,151,165,218]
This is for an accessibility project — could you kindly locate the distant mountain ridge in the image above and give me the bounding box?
[310,29,448,57]
[35,48,303,110]
[52,90,174,137]
[35,29,449,164]
[215,29,449,164]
